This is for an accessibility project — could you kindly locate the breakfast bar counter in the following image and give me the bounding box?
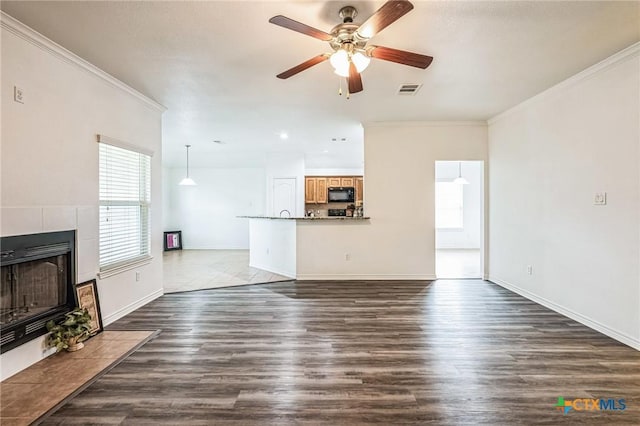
[239,216,370,221]
[242,216,371,279]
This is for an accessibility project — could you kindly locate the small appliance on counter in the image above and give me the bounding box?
[346,204,355,217]
[328,209,347,217]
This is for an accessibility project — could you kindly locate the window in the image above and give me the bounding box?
[99,139,151,273]
[436,181,463,229]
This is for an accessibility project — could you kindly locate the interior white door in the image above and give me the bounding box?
[273,178,297,217]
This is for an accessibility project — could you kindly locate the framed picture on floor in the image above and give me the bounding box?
[164,231,183,251]
[75,279,103,335]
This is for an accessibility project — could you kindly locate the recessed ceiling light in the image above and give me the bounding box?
[323,150,329,153]
[341,138,347,142]
[331,138,337,142]
[212,140,225,144]
[279,132,289,140]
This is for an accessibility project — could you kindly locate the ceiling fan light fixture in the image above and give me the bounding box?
[352,51,370,73]
[334,68,349,78]
[270,1,433,94]
[330,49,349,76]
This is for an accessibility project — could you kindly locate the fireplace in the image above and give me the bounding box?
[0,231,76,353]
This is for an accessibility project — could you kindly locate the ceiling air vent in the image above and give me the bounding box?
[397,84,422,95]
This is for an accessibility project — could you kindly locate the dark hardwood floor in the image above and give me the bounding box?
[41,280,640,425]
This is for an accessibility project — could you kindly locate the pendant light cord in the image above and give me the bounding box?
[186,144,191,178]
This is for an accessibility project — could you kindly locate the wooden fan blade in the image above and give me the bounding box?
[276,55,329,79]
[369,45,433,69]
[269,15,333,41]
[348,62,363,93]
[356,1,414,39]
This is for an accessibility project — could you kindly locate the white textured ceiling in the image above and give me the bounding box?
[2,1,638,168]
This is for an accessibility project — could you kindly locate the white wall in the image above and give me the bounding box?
[166,167,265,249]
[305,168,364,176]
[296,122,488,280]
[249,219,296,278]
[162,166,178,231]
[435,161,483,249]
[488,43,640,349]
[0,13,164,379]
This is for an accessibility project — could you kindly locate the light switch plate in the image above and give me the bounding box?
[594,192,607,205]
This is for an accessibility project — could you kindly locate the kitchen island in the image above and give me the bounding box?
[241,216,371,279]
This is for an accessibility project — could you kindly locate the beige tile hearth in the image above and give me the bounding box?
[0,330,155,425]
[163,249,292,293]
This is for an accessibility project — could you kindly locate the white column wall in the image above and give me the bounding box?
[296,122,488,280]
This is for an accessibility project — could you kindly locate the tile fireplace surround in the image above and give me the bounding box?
[0,205,99,381]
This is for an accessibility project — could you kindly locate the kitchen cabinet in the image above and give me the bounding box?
[305,178,317,203]
[316,178,327,203]
[355,177,363,203]
[305,177,328,204]
[341,177,354,187]
[306,176,363,204]
[327,177,341,188]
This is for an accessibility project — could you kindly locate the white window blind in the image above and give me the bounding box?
[436,182,464,229]
[99,142,151,271]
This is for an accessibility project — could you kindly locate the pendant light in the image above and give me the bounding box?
[453,161,469,185]
[179,144,196,186]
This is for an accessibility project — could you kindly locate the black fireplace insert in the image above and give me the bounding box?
[0,230,76,353]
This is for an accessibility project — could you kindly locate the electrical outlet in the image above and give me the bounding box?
[345,253,351,261]
[135,271,141,282]
[14,86,24,103]
[526,265,533,275]
[594,192,607,205]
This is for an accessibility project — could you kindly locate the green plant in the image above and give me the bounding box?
[46,308,93,352]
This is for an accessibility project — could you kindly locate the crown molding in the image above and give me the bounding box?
[1,11,167,113]
[364,120,487,128]
[488,41,640,125]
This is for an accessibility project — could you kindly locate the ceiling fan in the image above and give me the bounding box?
[269,0,433,95]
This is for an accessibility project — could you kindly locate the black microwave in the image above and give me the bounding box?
[328,187,355,203]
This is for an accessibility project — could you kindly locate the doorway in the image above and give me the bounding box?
[435,161,484,279]
[272,177,297,217]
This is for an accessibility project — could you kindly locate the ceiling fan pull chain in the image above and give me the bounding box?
[338,76,343,96]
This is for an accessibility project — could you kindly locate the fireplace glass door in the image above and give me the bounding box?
[1,254,69,327]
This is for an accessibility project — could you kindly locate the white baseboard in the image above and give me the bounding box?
[296,274,437,281]
[489,276,640,351]
[102,289,164,326]
[249,262,295,279]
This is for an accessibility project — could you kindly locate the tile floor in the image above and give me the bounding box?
[163,250,292,293]
[436,248,482,278]
[0,330,155,426]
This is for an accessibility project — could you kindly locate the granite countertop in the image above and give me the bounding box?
[239,216,370,221]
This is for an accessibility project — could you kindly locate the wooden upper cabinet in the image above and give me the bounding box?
[305,177,317,203]
[305,176,362,204]
[316,178,328,203]
[355,177,364,203]
[341,177,354,187]
[327,177,341,188]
